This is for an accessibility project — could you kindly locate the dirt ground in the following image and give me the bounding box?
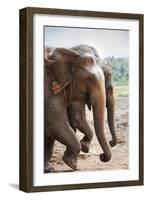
[50,95,129,172]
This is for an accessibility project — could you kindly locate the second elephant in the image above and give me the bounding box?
[68,45,117,153]
[68,65,117,153]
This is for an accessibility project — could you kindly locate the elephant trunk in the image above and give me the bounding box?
[91,84,111,162]
[106,87,117,147]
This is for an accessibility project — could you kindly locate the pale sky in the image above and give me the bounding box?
[44,26,129,59]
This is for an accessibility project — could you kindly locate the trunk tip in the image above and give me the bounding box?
[109,139,117,147]
[100,153,111,162]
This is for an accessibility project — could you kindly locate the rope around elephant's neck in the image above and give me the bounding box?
[63,80,73,106]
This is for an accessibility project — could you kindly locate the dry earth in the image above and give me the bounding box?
[50,95,129,172]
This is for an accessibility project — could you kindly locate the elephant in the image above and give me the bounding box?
[68,45,117,153]
[68,65,117,153]
[101,64,117,147]
[44,45,112,173]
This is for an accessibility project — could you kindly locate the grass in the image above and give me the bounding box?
[114,85,129,97]
[113,80,128,87]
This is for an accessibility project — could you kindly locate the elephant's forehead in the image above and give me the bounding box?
[81,52,95,59]
[80,55,95,66]
[83,64,104,81]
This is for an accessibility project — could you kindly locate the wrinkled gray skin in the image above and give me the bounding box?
[68,45,117,153]
[44,45,112,173]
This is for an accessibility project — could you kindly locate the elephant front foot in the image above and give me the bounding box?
[44,161,54,173]
[100,153,111,162]
[80,139,91,153]
[62,151,77,170]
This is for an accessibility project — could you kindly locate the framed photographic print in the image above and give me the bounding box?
[19,7,144,192]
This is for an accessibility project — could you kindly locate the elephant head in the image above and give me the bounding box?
[45,46,111,162]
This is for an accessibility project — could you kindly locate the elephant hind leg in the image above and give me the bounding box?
[44,135,55,173]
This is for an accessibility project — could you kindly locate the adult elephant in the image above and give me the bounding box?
[44,46,111,172]
[68,45,117,153]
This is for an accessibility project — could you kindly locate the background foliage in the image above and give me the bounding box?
[102,57,129,86]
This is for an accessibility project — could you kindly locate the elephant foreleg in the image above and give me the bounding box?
[68,102,93,153]
[52,123,81,170]
[76,120,93,153]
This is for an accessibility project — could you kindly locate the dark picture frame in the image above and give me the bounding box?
[19,7,144,192]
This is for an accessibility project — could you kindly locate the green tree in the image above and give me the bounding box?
[102,57,129,86]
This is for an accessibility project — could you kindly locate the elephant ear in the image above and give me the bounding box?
[44,47,62,95]
[55,48,80,57]
[50,48,80,95]
[44,46,56,65]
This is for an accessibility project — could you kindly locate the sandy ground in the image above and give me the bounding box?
[50,96,129,172]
